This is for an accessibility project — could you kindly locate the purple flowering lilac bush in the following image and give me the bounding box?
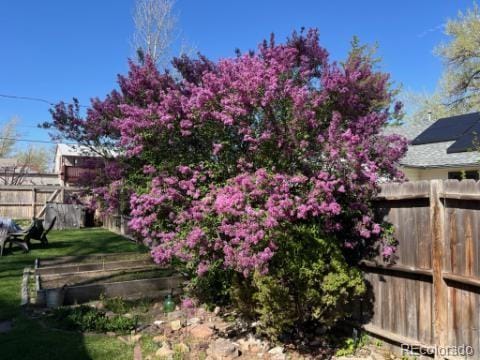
[46,29,407,338]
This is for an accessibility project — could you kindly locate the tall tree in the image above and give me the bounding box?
[401,90,454,124]
[132,0,177,66]
[0,118,52,184]
[437,2,480,109]
[0,117,19,157]
[403,3,480,123]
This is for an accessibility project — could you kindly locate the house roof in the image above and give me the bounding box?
[55,144,117,158]
[0,158,18,167]
[384,119,480,168]
[0,158,41,173]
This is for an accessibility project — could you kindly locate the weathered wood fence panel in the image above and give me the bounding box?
[45,203,86,230]
[0,185,83,219]
[364,181,434,350]
[103,214,135,241]
[364,180,480,357]
[442,181,480,355]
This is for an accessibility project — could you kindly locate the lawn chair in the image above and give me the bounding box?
[0,227,8,257]
[1,226,29,256]
[8,218,52,249]
[39,217,56,245]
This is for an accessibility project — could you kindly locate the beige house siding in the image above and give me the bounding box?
[21,173,60,186]
[401,166,480,181]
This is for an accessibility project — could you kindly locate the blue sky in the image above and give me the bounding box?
[0,0,473,148]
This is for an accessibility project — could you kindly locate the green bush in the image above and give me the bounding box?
[101,296,130,314]
[48,306,137,334]
[101,295,153,315]
[188,260,234,307]
[232,224,366,339]
[335,332,369,356]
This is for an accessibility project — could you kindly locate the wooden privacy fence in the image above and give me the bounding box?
[103,214,135,241]
[361,180,480,357]
[0,185,83,219]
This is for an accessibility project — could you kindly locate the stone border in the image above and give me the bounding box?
[20,267,31,306]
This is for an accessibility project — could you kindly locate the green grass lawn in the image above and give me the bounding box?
[0,228,146,360]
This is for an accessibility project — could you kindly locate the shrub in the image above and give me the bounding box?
[49,306,136,334]
[100,295,154,315]
[188,260,234,307]
[232,224,365,338]
[335,331,369,357]
[101,295,129,314]
[46,29,407,337]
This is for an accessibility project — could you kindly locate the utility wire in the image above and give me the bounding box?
[0,93,88,108]
[9,124,46,129]
[0,137,74,145]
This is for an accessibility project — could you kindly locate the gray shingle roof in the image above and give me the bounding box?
[383,122,480,168]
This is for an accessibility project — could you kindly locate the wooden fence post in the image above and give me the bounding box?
[31,187,36,219]
[430,180,447,356]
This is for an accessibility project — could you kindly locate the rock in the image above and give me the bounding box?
[208,320,230,332]
[136,324,149,333]
[155,344,174,359]
[152,302,162,310]
[167,310,184,320]
[133,343,142,360]
[268,346,284,354]
[153,320,165,327]
[237,334,268,353]
[213,306,221,315]
[105,311,116,318]
[124,313,133,319]
[189,324,214,340]
[173,342,189,353]
[268,346,286,360]
[90,301,105,310]
[207,338,240,359]
[170,320,182,331]
[106,331,116,337]
[196,307,210,322]
[186,317,201,326]
[131,334,142,343]
[153,335,166,343]
[370,354,383,360]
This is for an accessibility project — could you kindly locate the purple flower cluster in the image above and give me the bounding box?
[48,29,407,276]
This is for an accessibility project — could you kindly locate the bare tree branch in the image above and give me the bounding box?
[132,0,177,66]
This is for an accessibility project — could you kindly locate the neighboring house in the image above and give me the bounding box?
[16,173,59,186]
[0,158,59,185]
[54,144,107,186]
[385,112,480,181]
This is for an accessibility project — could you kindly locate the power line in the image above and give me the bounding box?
[0,137,73,145]
[11,124,45,129]
[0,93,88,108]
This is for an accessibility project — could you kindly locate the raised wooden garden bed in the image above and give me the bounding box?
[31,252,185,307]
